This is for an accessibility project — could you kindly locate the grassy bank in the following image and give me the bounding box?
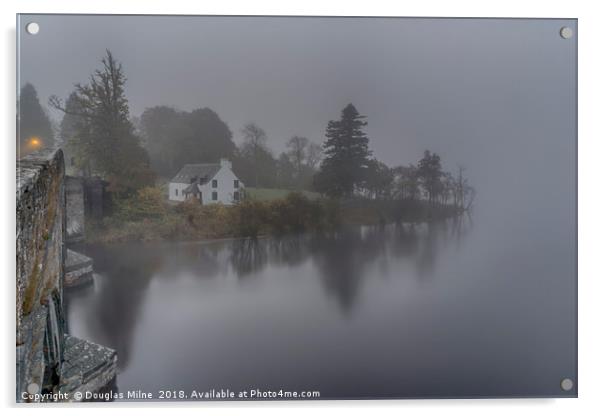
[85,187,461,244]
[244,187,320,201]
[86,191,339,244]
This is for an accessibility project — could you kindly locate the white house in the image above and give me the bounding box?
[168,159,244,205]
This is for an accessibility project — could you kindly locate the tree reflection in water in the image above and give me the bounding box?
[229,238,268,277]
[224,217,472,312]
[66,244,163,371]
[67,216,472,374]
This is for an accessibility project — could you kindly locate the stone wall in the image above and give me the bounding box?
[16,149,117,402]
[16,149,66,400]
[83,177,110,219]
[65,176,84,243]
[65,175,110,243]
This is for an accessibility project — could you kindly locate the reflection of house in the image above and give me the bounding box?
[168,159,243,205]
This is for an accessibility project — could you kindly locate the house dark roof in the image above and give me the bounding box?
[171,163,221,185]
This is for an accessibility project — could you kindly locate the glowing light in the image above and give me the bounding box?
[28,137,42,149]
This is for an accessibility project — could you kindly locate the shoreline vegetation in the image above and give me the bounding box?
[20,50,475,246]
[85,189,465,244]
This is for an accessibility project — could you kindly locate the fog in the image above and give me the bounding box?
[19,15,576,398]
[19,15,576,222]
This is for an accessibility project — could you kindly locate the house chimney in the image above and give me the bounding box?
[220,158,232,169]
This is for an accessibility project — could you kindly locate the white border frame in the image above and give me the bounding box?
[3,1,601,415]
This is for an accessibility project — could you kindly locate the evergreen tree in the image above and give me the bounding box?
[314,103,371,197]
[59,92,86,172]
[50,50,154,195]
[59,92,81,142]
[417,150,443,204]
[18,83,54,154]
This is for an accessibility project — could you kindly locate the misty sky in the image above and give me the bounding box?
[18,15,576,219]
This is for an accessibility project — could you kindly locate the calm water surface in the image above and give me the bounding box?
[66,212,576,399]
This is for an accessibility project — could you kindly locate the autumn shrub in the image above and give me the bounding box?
[239,192,341,235]
[229,199,269,237]
[114,186,167,222]
[90,190,341,243]
[266,192,313,234]
[313,198,341,231]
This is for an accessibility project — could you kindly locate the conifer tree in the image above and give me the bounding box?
[19,83,54,154]
[314,103,371,197]
[50,50,154,195]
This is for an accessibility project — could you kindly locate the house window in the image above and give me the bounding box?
[212,179,218,188]
[233,191,240,201]
[212,191,218,201]
[175,189,178,196]
[234,179,239,189]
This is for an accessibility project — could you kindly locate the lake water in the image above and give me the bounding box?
[65,212,576,400]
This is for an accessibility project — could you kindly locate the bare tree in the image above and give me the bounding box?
[454,165,467,210]
[286,136,309,180]
[464,185,476,211]
[441,172,455,205]
[306,142,322,170]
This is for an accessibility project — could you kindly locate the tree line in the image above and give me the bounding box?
[18,83,54,155]
[35,50,322,196]
[21,50,473,211]
[137,105,322,191]
[314,103,475,210]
